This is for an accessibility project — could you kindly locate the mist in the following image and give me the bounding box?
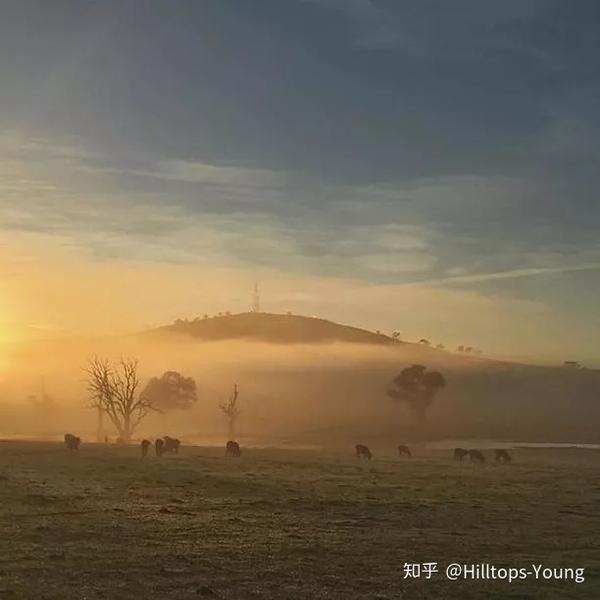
[2,329,599,446]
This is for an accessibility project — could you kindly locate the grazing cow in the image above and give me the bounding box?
[469,449,486,463]
[495,449,512,463]
[453,447,469,462]
[141,439,150,458]
[398,445,412,458]
[64,433,81,450]
[163,436,181,455]
[355,444,372,460]
[155,438,165,457]
[226,440,241,457]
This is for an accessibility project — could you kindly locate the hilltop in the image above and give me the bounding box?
[148,312,403,346]
[6,312,600,444]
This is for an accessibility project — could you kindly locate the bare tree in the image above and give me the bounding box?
[85,357,153,443]
[28,377,56,420]
[219,383,241,438]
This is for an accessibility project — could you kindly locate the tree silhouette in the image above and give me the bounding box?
[219,383,241,437]
[85,357,153,443]
[140,371,197,413]
[387,364,446,427]
[28,379,55,417]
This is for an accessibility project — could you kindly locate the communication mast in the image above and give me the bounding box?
[251,282,260,313]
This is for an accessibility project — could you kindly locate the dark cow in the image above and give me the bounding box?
[163,436,181,455]
[141,439,150,458]
[495,449,512,463]
[226,440,241,457]
[398,445,412,458]
[453,447,469,462]
[355,444,372,460]
[155,438,165,457]
[469,449,486,463]
[64,433,81,450]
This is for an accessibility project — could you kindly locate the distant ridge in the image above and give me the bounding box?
[147,312,402,345]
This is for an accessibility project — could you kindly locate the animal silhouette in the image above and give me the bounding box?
[155,438,165,457]
[163,436,181,454]
[398,445,412,458]
[469,449,485,463]
[64,433,81,450]
[226,440,241,457]
[453,448,469,461]
[495,449,512,463]
[141,439,150,458]
[355,444,372,460]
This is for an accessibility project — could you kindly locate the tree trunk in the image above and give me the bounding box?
[414,405,427,434]
[122,415,131,444]
[96,406,105,442]
[413,393,434,438]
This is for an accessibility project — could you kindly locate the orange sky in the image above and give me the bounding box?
[2,229,591,371]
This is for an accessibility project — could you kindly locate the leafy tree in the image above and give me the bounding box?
[387,364,446,427]
[140,371,197,414]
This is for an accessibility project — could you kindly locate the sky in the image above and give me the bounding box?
[1,0,600,364]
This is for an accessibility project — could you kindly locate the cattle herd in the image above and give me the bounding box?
[355,443,512,463]
[63,433,512,463]
[452,447,513,463]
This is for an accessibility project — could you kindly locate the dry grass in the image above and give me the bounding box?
[0,441,599,599]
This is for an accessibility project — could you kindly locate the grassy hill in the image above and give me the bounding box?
[4,312,600,444]
[148,312,402,345]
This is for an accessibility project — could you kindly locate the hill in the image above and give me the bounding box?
[5,312,600,444]
[148,312,402,345]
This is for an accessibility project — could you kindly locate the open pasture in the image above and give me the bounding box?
[0,441,599,599]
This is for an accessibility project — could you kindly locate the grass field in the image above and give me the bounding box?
[0,441,599,599]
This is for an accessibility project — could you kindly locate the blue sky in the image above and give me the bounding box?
[1,1,599,362]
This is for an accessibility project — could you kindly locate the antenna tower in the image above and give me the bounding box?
[251,282,260,313]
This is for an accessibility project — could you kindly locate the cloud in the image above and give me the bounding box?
[355,252,436,273]
[413,263,600,286]
[300,0,544,52]
[2,128,600,300]
[0,131,444,281]
[79,159,288,192]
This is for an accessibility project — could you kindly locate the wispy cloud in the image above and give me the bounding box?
[413,264,600,286]
[0,131,441,279]
[1,130,599,297]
